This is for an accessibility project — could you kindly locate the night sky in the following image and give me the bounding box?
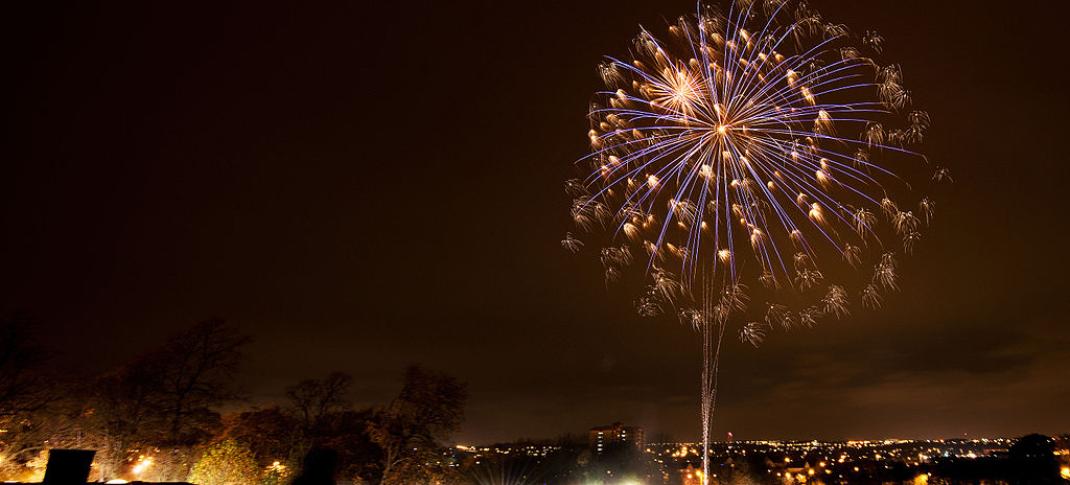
[5,1,1069,444]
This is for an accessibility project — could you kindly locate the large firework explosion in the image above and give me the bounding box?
[563,0,949,482]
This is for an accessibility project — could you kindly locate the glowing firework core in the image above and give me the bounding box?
[567,0,947,336]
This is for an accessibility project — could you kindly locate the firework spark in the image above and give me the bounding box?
[565,1,947,483]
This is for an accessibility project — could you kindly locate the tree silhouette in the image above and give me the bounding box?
[90,359,162,478]
[0,314,65,475]
[187,439,260,485]
[151,318,250,446]
[0,314,54,418]
[84,319,249,480]
[367,365,466,484]
[224,406,301,467]
[286,371,352,435]
[1008,433,1061,483]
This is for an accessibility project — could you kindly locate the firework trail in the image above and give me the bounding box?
[564,1,948,483]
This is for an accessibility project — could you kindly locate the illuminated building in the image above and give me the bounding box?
[588,422,644,453]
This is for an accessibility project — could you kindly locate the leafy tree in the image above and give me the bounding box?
[259,461,292,485]
[224,406,302,467]
[187,439,260,485]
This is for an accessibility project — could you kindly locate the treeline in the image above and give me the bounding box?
[0,315,467,484]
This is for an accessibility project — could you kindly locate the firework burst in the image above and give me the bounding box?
[564,1,948,483]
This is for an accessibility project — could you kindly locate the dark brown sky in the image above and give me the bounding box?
[4,1,1069,444]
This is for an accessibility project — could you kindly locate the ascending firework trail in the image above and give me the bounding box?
[563,1,950,483]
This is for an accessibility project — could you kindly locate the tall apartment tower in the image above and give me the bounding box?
[588,422,644,453]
